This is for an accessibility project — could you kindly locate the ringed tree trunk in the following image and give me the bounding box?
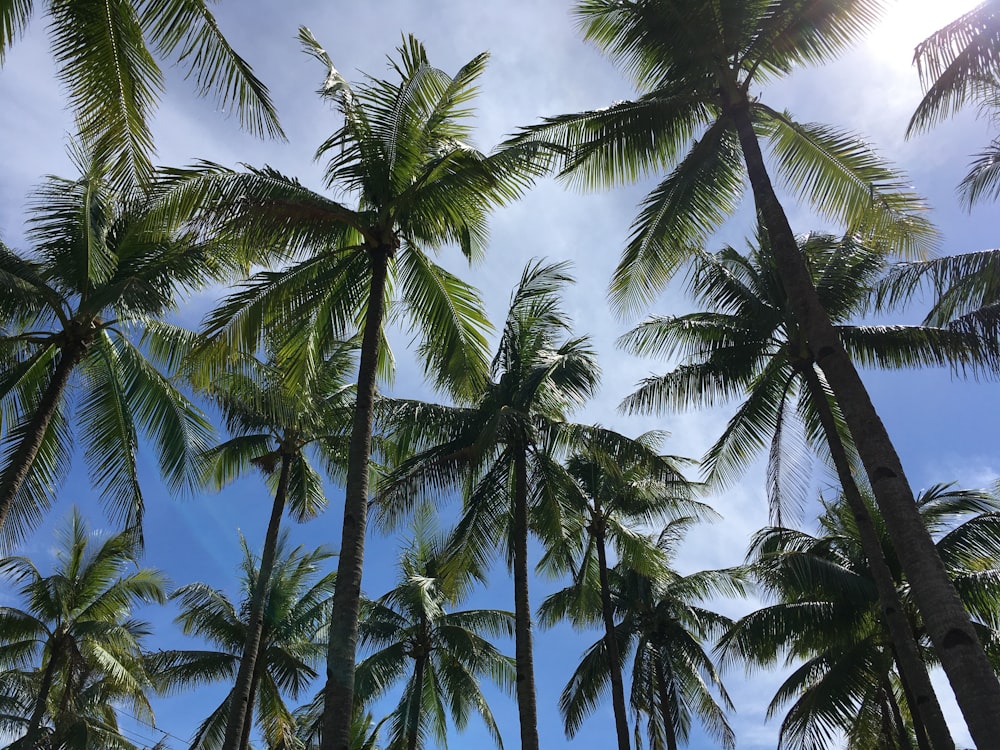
[653,654,678,750]
[0,340,88,536]
[800,365,953,750]
[222,452,294,750]
[721,86,1000,745]
[592,507,632,750]
[322,246,392,750]
[512,447,541,750]
[23,641,62,747]
[238,655,266,750]
[405,650,427,750]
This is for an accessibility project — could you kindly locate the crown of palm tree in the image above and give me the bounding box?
[0,507,166,749]
[721,484,1000,750]
[0,148,230,547]
[151,536,336,750]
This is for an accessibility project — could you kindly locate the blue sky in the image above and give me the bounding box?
[1,1,998,748]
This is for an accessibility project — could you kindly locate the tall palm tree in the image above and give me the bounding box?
[378,260,601,750]
[354,525,516,750]
[0,507,166,749]
[159,34,541,748]
[720,485,1000,750]
[190,342,356,750]
[541,523,740,750]
[151,536,336,750]
[536,434,704,750]
[0,148,221,548]
[0,0,282,185]
[510,1,1000,738]
[620,232,992,749]
[909,1,1000,204]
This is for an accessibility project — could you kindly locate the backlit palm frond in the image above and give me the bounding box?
[610,119,745,317]
[757,105,937,259]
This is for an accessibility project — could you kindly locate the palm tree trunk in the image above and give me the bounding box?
[799,366,954,750]
[0,342,86,536]
[238,665,261,750]
[405,654,426,750]
[654,654,678,750]
[23,646,60,747]
[223,452,293,750]
[883,675,915,750]
[592,511,631,750]
[721,88,1000,745]
[322,247,392,750]
[512,447,541,750]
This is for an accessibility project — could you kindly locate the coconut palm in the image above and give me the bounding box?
[190,342,356,750]
[354,525,516,750]
[151,536,336,750]
[619,232,994,748]
[158,33,541,748]
[377,260,600,750]
[909,2,1000,204]
[535,434,704,750]
[542,523,740,750]
[0,0,282,185]
[509,1,1000,738]
[0,148,222,548]
[0,507,166,749]
[720,484,1000,750]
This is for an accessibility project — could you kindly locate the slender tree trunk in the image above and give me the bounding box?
[800,366,954,750]
[721,89,1000,746]
[0,342,86,535]
[238,660,262,750]
[23,644,60,747]
[592,510,631,750]
[512,447,541,750]
[405,654,426,750]
[223,452,293,750]
[654,654,678,750]
[883,676,916,750]
[322,247,392,750]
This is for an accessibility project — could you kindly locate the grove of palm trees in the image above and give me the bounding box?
[1,1,999,749]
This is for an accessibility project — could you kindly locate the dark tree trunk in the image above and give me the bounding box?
[322,247,391,750]
[22,645,60,747]
[883,675,915,750]
[0,342,87,536]
[405,653,426,750]
[654,654,678,750]
[238,658,263,750]
[593,509,631,750]
[721,88,1000,746]
[800,366,953,750]
[512,448,541,750]
[223,452,293,750]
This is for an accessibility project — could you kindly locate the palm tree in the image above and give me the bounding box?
[909,2,1000,204]
[536,434,704,750]
[619,232,993,749]
[0,148,221,548]
[158,34,541,748]
[0,0,282,185]
[354,524,516,750]
[151,536,336,750]
[720,484,1000,750]
[190,342,356,750]
[510,1,1000,738]
[542,523,740,750]
[0,507,166,749]
[377,260,600,750]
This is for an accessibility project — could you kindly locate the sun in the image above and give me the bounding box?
[865,0,982,63]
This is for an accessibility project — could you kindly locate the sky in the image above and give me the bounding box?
[0,1,997,748]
